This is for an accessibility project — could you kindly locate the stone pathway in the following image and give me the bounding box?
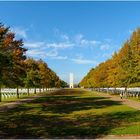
[95,91,140,110]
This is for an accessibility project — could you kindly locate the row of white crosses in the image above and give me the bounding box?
[89,87,140,98]
[0,88,57,100]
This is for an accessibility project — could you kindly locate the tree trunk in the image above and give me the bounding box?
[34,87,36,94]
[17,87,19,99]
[27,87,29,96]
[0,86,1,102]
[124,87,127,98]
[114,88,116,94]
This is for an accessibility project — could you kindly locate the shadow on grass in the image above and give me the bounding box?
[51,89,87,95]
[0,109,140,139]
[31,90,121,114]
[38,96,122,114]
[0,89,140,138]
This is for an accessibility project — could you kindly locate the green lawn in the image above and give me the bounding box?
[127,97,140,102]
[94,90,140,102]
[0,93,35,102]
[0,91,50,105]
[0,89,140,138]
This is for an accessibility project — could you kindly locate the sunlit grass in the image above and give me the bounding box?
[93,90,140,102]
[0,91,50,105]
[127,97,140,102]
[0,89,140,138]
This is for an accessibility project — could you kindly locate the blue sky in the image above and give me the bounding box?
[0,1,140,83]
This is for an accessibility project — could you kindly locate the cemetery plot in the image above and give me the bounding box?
[0,89,140,139]
[0,88,58,102]
[90,87,140,99]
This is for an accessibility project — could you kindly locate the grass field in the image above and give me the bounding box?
[0,91,52,105]
[0,89,140,138]
[127,97,140,102]
[0,93,36,102]
[94,90,140,102]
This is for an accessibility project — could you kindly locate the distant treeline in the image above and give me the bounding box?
[0,23,68,88]
[80,28,140,88]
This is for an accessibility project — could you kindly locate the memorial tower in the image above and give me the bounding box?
[69,73,74,88]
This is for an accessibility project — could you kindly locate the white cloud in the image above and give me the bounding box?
[53,28,69,42]
[25,41,73,50]
[102,51,115,58]
[46,42,74,49]
[58,74,69,83]
[61,34,69,41]
[53,28,60,35]
[71,58,97,65]
[11,27,27,38]
[52,56,68,60]
[104,38,112,42]
[128,29,133,34]
[46,49,58,57]
[26,45,67,60]
[26,50,44,57]
[100,44,110,50]
[102,53,111,58]
[46,53,68,60]
[71,54,98,65]
[75,34,84,43]
[46,49,67,60]
[80,39,100,46]
[24,29,117,65]
[74,33,100,48]
[24,42,45,48]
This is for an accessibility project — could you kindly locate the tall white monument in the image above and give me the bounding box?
[69,73,74,88]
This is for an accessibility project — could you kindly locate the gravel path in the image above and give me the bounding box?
[96,92,140,110]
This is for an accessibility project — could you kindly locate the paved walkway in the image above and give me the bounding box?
[95,91,140,110]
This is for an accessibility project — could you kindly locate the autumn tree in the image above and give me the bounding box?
[24,58,63,88]
[80,28,140,88]
[0,23,67,89]
[0,23,27,87]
